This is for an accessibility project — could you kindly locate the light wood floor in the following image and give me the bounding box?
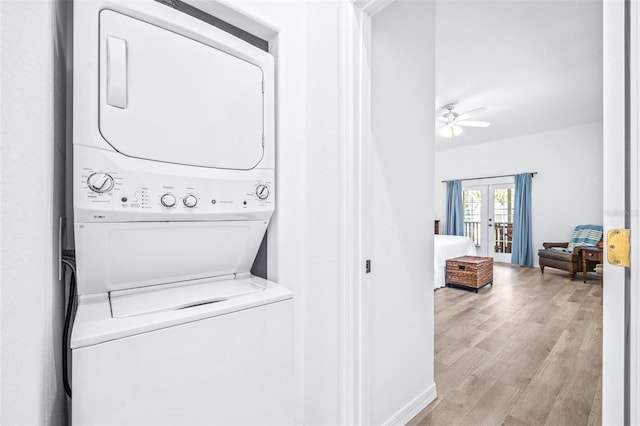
[409,264,603,426]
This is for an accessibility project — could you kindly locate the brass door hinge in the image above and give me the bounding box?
[607,229,630,267]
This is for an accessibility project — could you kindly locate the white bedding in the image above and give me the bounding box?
[434,235,477,289]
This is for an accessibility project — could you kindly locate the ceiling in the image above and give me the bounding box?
[435,0,603,149]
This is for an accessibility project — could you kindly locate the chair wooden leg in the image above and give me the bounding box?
[540,265,545,273]
[569,272,575,280]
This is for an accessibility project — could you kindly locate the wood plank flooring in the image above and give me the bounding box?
[409,264,602,426]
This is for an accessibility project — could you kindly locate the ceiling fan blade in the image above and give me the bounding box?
[436,117,449,123]
[435,121,447,127]
[456,106,487,121]
[457,120,491,128]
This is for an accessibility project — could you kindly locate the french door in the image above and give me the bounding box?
[462,183,515,263]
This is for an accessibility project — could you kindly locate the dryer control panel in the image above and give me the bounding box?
[74,146,274,223]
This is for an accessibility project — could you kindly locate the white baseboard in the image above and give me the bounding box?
[384,382,437,426]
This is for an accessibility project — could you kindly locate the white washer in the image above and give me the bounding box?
[71,1,292,424]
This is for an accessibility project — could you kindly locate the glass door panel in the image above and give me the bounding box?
[489,185,515,263]
[463,189,484,254]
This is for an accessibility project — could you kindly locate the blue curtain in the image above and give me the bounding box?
[512,173,533,266]
[445,180,464,236]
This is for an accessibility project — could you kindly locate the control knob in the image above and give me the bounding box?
[161,193,176,208]
[183,194,197,208]
[256,184,270,200]
[87,172,114,193]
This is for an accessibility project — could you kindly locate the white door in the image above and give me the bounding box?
[603,1,638,423]
[462,183,514,263]
[488,184,515,263]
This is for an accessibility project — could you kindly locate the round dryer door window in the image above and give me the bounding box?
[98,10,265,170]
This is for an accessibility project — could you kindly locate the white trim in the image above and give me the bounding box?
[341,2,371,424]
[383,383,437,426]
[339,3,357,424]
[352,0,395,17]
[629,0,640,423]
[361,12,373,423]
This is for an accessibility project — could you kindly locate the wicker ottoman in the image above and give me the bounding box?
[446,256,494,293]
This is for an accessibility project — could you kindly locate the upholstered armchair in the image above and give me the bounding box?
[538,225,603,280]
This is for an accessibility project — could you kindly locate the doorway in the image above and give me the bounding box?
[348,0,636,424]
[462,182,515,262]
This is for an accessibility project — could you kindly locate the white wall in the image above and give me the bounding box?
[435,122,604,267]
[369,1,436,423]
[0,0,68,424]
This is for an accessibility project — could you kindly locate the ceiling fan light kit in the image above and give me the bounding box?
[436,103,491,138]
[439,124,463,138]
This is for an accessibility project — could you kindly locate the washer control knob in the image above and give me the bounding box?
[161,193,176,208]
[87,172,114,193]
[183,194,197,208]
[256,184,270,200]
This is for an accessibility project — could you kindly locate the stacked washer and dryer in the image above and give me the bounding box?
[70,1,293,424]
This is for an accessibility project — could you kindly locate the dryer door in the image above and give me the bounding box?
[99,10,264,170]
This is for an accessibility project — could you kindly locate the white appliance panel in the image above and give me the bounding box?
[99,10,264,170]
[72,299,294,425]
[73,146,274,223]
[75,221,268,295]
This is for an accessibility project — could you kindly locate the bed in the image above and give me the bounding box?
[434,235,478,289]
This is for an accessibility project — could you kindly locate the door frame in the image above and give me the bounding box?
[461,179,514,262]
[344,0,635,424]
[603,0,638,424]
[341,1,395,424]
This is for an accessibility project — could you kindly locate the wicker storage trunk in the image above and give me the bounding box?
[446,256,493,292]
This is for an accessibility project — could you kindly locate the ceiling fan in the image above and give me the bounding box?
[436,103,491,138]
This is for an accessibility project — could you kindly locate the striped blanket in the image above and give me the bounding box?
[552,225,603,253]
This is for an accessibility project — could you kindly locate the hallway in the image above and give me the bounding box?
[411,264,602,425]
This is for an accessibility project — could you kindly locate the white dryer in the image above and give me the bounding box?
[71,1,293,424]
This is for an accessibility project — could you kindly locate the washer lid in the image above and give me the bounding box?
[74,220,269,296]
[109,276,265,318]
[70,275,293,349]
[99,10,265,170]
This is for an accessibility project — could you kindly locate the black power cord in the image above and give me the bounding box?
[61,251,77,398]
